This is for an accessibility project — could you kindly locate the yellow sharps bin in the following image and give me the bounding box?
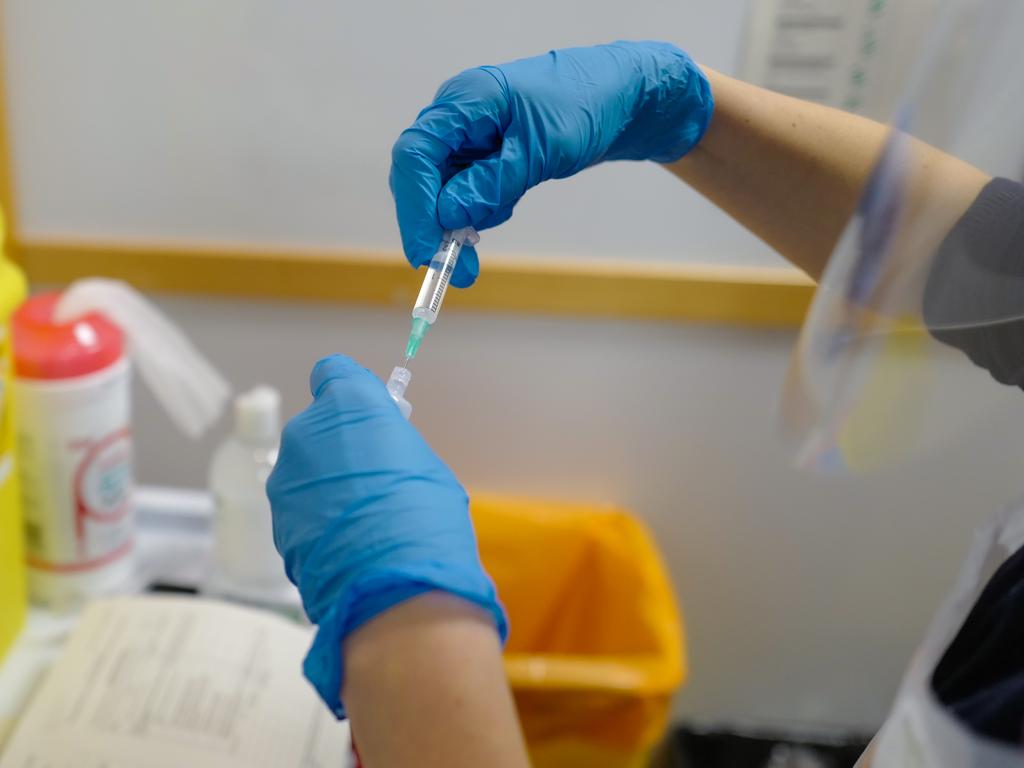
[473,496,686,768]
[0,209,27,663]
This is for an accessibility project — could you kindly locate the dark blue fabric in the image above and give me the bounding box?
[924,177,1024,389]
[931,541,1024,745]
[925,180,1024,743]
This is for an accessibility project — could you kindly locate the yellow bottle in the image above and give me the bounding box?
[0,210,27,663]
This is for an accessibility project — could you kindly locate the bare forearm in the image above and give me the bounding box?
[667,69,989,280]
[342,593,530,768]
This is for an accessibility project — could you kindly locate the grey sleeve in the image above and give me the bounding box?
[924,177,1024,388]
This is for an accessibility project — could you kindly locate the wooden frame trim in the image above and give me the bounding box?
[10,237,814,326]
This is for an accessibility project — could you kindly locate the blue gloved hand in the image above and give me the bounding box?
[390,40,713,287]
[266,355,506,717]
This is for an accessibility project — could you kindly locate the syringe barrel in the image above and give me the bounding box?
[412,227,478,324]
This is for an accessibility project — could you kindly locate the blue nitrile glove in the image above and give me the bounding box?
[389,40,713,287]
[266,355,506,717]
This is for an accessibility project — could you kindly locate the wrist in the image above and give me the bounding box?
[343,593,506,716]
[301,562,508,717]
[345,591,503,670]
[342,593,528,768]
[620,41,714,163]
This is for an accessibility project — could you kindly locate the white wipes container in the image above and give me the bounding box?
[13,293,133,607]
[14,280,230,608]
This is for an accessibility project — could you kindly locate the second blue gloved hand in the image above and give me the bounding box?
[266,355,506,717]
[390,40,713,287]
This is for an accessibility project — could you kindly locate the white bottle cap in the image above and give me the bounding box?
[235,385,281,442]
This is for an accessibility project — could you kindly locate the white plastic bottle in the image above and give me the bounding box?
[207,386,296,609]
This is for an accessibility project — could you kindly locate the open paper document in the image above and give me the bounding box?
[0,597,351,768]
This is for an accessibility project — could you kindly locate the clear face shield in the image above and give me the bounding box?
[782,0,1024,474]
[779,3,1024,761]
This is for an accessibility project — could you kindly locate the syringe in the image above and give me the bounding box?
[404,227,479,363]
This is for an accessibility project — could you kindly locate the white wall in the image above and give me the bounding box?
[131,292,1024,734]
[3,0,783,267]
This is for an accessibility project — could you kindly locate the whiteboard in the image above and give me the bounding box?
[739,0,939,120]
[3,0,789,266]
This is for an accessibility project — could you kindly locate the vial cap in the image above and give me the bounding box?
[387,367,413,420]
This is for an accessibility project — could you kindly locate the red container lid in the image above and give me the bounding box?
[12,292,124,380]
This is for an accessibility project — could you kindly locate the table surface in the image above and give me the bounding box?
[0,486,307,752]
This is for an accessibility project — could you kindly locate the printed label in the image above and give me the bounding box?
[73,428,133,562]
[24,426,133,572]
